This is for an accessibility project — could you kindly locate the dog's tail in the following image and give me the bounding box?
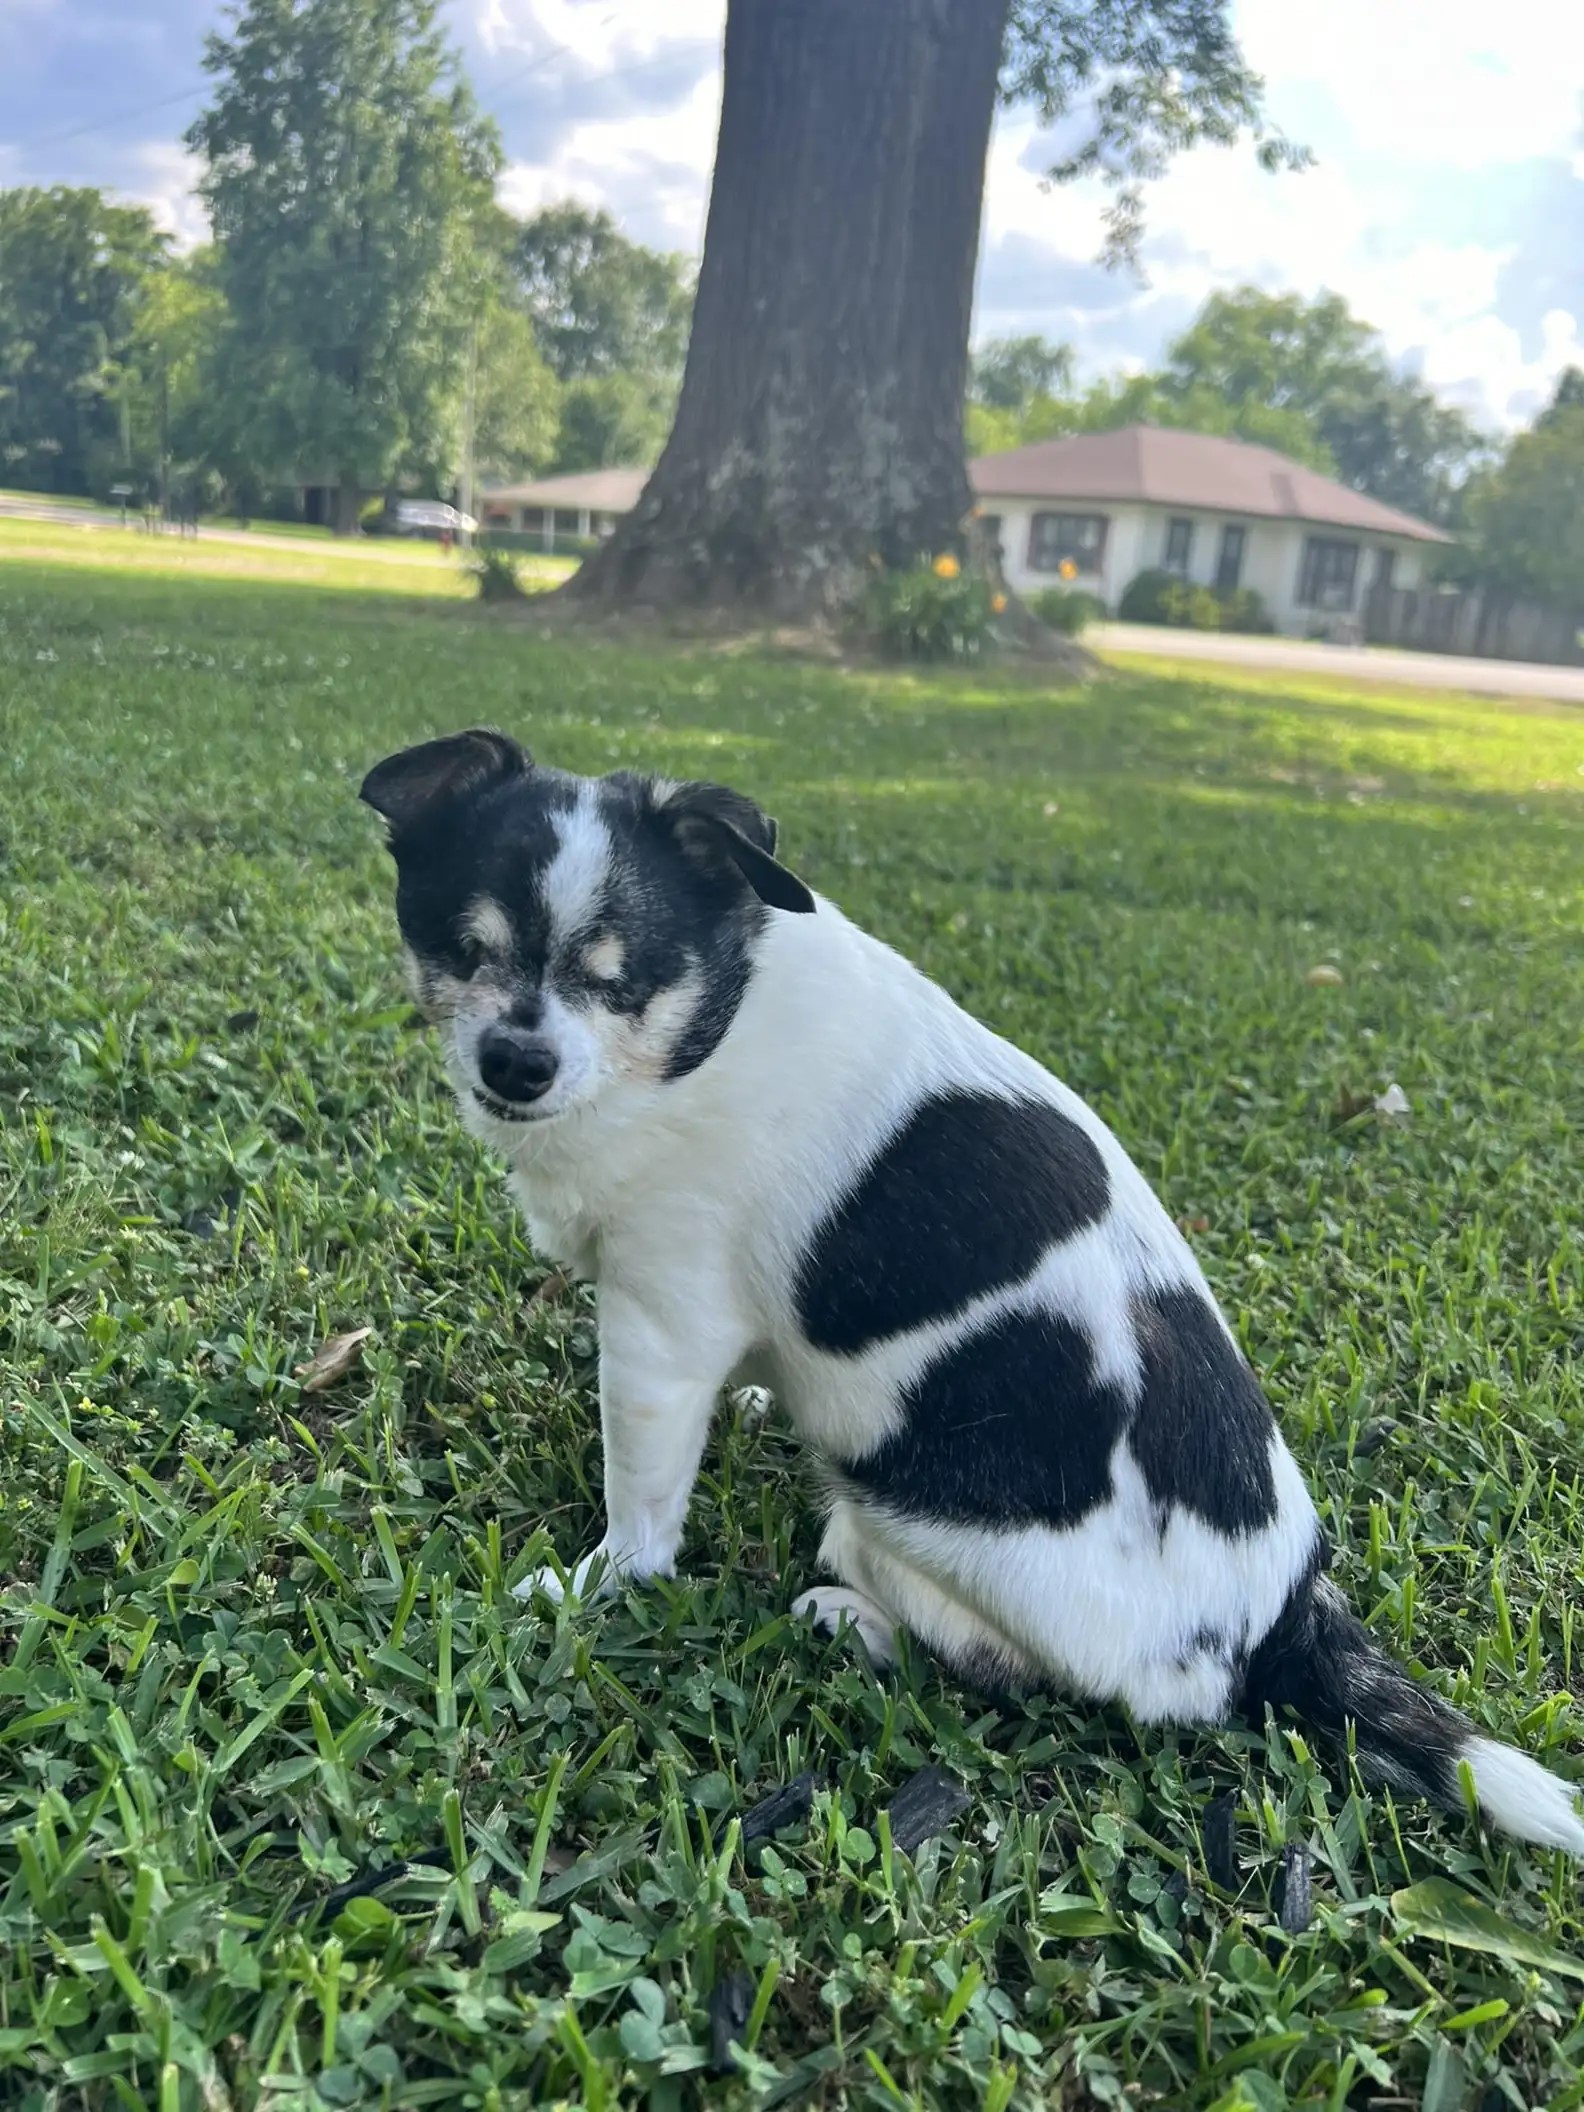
[1244,1565,1584,1854]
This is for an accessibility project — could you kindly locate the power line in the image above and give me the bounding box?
[10,16,718,163]
[489,35,719,125]
[14,84,208,156]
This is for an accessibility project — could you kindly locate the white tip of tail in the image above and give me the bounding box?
[1463,1737,1584,1855]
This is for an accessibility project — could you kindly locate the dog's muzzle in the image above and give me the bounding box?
[475,1022,559,1110]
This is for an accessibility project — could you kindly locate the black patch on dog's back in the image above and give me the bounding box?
[796,1093,1110,1355]
[835,1308,1124,1526]
[1127,1287,1277,1535]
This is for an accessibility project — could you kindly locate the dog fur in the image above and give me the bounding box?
[361,728,1584,1855]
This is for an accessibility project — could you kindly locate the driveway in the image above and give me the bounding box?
[1094,621,1584,705]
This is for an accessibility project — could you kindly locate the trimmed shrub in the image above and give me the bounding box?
[1120,569,1278,634]
[1218,587,1275,634]
[1028,585,1107,635]
[1161,581,1223,630]
[1117,568,1179,624]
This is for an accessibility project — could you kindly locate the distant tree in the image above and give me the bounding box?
[1161,288,1484,521]
[1536,365,1584,432]
[570,0,1304,622]
[468,300,560,486]
[512,202,693,386]
[188,0,500,532]
[971,334,1074,411]
[125,250,229,505]
[551,373,675,475]
[0,187,168,496]
[967,365,1336,472]
[1463,408,1584,612]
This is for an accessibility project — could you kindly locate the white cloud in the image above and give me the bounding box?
[1236,0,1584,170]
[979,94,1582,427]
[473,0,723,71]
[127,142,209,250]
[1419,308,1584,422]
[497,57,720,252]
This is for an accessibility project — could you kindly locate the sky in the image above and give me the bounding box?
[2,0,1581,432]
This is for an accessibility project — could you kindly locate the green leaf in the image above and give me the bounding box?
[1391,1881,1584,1982]
[1037,1904,1123,1938]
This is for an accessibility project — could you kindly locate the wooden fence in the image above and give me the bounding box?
[1363,582,1583,666]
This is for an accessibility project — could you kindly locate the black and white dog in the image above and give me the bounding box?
[362,728,1583,1854]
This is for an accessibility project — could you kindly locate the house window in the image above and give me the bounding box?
[1215,524,1246,594]
[553,508,583,537]
[1298,536,1360,610]
[1371,548,1397,594]
[1028,512,1107,574]
[1164,518,1194,574]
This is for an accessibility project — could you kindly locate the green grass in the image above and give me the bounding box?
[0,516,577,595]
[2,541,1583,2112]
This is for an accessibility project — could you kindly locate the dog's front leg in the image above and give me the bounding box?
[516,1283,747,1604]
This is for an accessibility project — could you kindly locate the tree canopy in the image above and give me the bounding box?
[1000,0,1309,263]
[0,188,168,495]
[1463,405,1584,612]
[971,335,1076,413]
[1159,289,1485,522]
[187,0,500,526]
[966,288,1487,528]
[511,203,693,386]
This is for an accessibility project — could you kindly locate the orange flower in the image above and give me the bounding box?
[1059,558,1079,582]
[932,553,961,580]
[991,592,1008,614]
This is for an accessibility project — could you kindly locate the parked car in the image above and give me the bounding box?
[377,499,478,540]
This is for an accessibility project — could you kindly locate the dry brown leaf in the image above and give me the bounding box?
[1305,963,1345,987]
[1176,1214,1211,1235]
[294,1327,372,1393]
[527,1271,571,1308]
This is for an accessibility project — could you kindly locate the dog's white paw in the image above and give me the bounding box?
[513,1542,673,1605]
[513,1547,612,1604]
[792,1585,898,1666]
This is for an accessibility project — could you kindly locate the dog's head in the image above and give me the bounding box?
[360,730,814,1126]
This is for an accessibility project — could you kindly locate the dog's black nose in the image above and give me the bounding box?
[478,1024,559,1103]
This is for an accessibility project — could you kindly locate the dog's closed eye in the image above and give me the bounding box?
[458,896,514,973]
[582,934,626,984]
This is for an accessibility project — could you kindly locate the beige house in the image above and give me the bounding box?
[971,425,1452,636]
[479,467,649,550]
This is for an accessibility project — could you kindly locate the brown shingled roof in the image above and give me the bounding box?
[970,425,1451,543]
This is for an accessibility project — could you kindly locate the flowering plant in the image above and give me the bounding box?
[864,552,1003,661]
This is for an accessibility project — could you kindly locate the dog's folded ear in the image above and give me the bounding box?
[654,780,816,915]
[360,730,530,835]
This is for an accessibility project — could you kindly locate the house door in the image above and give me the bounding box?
[1215,524,1246,594]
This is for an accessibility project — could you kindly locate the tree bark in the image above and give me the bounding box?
[333,471,361,536]
[568,0,1012,623]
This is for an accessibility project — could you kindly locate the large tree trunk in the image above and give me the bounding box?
[333,471,361,536]
[568,0,1012,623]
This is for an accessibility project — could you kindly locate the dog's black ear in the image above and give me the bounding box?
[654,780,815,915]
[360,730,529,835]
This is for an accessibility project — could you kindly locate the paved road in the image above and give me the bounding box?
[0,493,448,563]
[1095,620,1584,705]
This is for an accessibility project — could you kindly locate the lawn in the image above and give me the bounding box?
[2,541,1583,2111]
[0,516,577,597]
